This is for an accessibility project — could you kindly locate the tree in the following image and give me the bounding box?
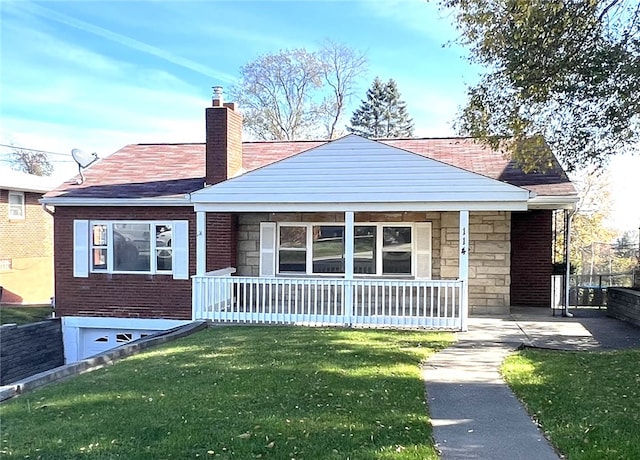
[348,77,414,138]
[230,43,367,140]
[612,230,639,273]
[569,169,616,274]
[11,147,53,176]
[439,0,640,171]
[318,40,368,139]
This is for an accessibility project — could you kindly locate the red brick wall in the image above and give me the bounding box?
[53,206,238,319]
[206,213,237,272]
[205,104,243,185]
[54,207,188,319]
[510,210,553,307]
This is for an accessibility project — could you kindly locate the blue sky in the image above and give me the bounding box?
[1,0,638,231]
[1,0,473,155]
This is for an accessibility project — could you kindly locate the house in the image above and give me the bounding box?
[42,95,578,362]
[0,167,59,305]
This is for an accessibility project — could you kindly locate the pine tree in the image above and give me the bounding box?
[348,77,414,138]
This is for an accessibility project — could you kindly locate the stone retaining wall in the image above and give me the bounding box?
[0,319,64,385]
[607,288,640,327]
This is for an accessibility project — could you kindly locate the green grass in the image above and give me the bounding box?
[0,306,51,325]
[1,326,453,459]
[503,348,640,460]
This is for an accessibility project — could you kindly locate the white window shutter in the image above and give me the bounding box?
[415,222,432,279]
[259,222,277,277]
[73,220,89,278]
[172,220,189,280]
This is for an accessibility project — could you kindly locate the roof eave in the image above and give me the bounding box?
[527,194,579,210]
[2,185,54,194]
[193,200,529,213]
[39,196,192,207]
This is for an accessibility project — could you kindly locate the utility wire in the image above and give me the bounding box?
[0,158,75,164]
[0,143,72,157]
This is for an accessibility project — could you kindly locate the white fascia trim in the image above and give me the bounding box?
[62,316,191,330]
[4,185,51,194]
[194,200,530,212]
[527,195,579,210]
[40,196,192,206]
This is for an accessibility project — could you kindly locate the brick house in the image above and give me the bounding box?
[42,96,578,362]
[0,168,59,304]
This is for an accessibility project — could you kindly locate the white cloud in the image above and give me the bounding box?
[7,0,236,83]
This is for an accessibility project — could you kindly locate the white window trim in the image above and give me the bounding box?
[275,222,427,278]
[8,191,25,220]
[89,220,174,275]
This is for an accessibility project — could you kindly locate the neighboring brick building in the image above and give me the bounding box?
[42,93,578,362]
[0,168,59,304]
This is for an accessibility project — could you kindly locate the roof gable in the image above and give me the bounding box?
[191,135,531,212]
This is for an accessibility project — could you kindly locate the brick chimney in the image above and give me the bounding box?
[205,86,243,185]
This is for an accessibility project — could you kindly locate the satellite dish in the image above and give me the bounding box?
[72,149,98,168]
[71,148,98,184]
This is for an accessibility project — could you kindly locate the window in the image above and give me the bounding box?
[8,191,25,219]
[382,226,412,274]
[278,226,307,273]
[116,333,133,343]
[354,226,376,274]
[74,219,188,279]
[89,221,173,274]
[270,222,430,277]
[313,225,344,274]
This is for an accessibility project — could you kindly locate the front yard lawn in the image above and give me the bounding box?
[0,306,51,325]
[1,326,453,459]
[503,348,640,460]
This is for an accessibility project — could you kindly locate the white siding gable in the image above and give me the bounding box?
[192,134,530,212]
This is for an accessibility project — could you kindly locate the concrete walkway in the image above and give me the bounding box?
[423,308,640,460]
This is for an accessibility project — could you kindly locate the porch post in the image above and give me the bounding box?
[459,210,469,331]
[344,211,355,323]
[563,209,575,317]
[196,211,206,275]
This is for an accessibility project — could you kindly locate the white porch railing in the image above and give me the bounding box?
[192,272,464,329]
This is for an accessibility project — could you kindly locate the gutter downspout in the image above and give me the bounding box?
[41,202,55,216]
[564,209,576,317]
[40,202,56,316]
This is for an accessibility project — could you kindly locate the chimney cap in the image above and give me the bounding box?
[212,86,224,106]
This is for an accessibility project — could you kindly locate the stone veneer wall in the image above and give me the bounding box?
[236,211,510,315]
[438,211,511,314]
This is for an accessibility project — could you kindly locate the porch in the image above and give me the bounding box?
[192,270,464,329]
[190,135,535,331]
